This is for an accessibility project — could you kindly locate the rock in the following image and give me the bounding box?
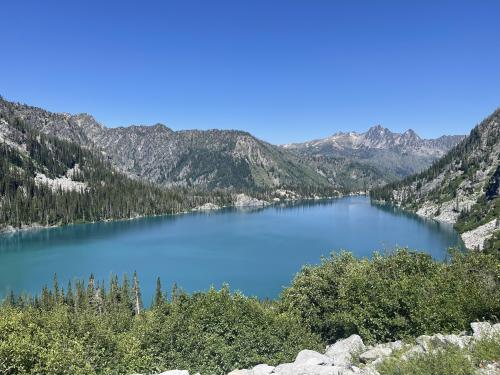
[384,340,404,351]
[193,202,221,211]
[272,363,344,375]
[477,362,500,375]
[325,335,365,366]
[401,344,425,360]
[441,334,471,349]
[415,335,433,351]
[234,194,269,207]
[158,371,189,375]
[359,346,393,363]
[461,219,498,250]
[295,350,334,366]
[471,322,500,340]
[227,370,251,375]
[342,366,380,375]
[251,364,274,375]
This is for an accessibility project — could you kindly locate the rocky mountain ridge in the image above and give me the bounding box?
[283,126,464,190]
[0,97,463,192]
[135,321,500,375]
[0,97,331,191]
[283,125,463,156]
[370,109,500,251]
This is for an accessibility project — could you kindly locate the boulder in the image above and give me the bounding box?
[325,335,365,366]
[251,364,274,375]
[273,363,344,375]
[295,350,334,366]
[158,371,189,375]
[400,344,425,360]
[227,370,251,375]
[359,346,393,363]
[342,367,380,375]
[471,322,500,340]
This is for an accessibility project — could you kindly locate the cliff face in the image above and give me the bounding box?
[0,98,330,191]
[371,109,500,251]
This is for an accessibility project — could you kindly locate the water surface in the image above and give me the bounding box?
[0,197,464,301]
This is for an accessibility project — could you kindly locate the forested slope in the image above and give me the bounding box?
[0,113,232,230]
[371,109,500,252]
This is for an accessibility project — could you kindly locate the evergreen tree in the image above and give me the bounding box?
[132,271,143,315]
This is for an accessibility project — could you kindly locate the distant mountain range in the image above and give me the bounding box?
[0,98,330,191]
[0,97,463,192]
[283,126,465,190]
[371,109,500,252]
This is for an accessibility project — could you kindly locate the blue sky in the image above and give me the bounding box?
[1,0,499,143]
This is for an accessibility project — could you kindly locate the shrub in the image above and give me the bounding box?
[280,249,500,343]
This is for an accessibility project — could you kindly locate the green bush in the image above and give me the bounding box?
[0,286,321,375]
[280,249,500,344]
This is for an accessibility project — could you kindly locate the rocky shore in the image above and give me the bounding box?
[134,322,500,375]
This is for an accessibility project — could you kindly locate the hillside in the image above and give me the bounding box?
[283,126,464,190]
[0,112,232,230]
[0,97,332,192]
[371,109,500,251]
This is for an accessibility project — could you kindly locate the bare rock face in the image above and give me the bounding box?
[0,97,330,191]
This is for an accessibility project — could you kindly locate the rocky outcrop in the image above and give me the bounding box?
[234,194,270,208]
[462,219,499,250]
[192,203,222,211]
[282,125,464,190]
[137,322,500,375]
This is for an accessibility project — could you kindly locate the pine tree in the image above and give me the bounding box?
[132,271,143,316]
[154,276,164,307]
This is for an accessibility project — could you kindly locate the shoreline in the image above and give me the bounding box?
[369,197,487,251]
[0,192,365,236]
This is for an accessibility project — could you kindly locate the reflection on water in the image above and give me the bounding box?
[0,197,465,301]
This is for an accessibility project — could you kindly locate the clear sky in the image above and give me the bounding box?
[1,0,499,144]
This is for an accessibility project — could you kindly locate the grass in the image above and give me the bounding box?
[377,335,500,375]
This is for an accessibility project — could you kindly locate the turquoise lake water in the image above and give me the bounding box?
[0,196,464,302]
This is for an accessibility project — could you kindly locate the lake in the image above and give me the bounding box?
[0,196,464,302]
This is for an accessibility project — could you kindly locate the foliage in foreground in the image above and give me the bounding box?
[1,249,499,374]
[280,249,500,344]
[0,282,321,375]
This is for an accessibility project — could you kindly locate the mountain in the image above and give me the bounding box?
[282,126,464,190]
[371,109,500,252]
[0,112,234,230]
[0,97,332,192]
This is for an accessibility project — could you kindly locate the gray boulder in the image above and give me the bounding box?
[273,363,345,375]
[227,370,251,375]
[325,335,365,366]
[471,322,500,340]
[359,346,393,363]
[158,371,189,375]
[400,344,425,360]
[342,366,380,375]
[295,350,334,366]
[251,364,274,375]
